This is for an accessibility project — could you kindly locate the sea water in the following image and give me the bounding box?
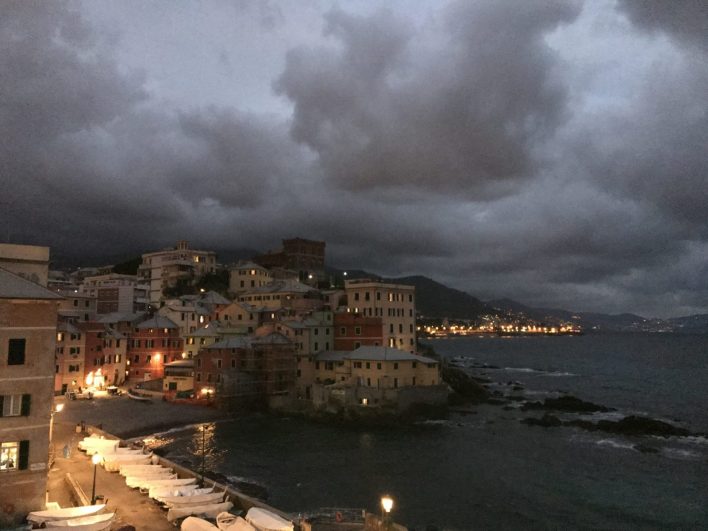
[158,333,708,530]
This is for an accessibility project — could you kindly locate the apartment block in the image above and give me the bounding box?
[344,279,416,353]
[229,261,272,294]
[80,273,149,314]
[138,240,216,304]
[0,267,61,527]
[334,312,384,351]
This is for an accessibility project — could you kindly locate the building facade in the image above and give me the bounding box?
[127,315,183,381]
[344,279,416,353]
[138,240,217,304]
[80,274,149,314]
[0,268,61,527]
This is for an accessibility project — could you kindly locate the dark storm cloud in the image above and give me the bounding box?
[2,0,707,317]
[618,0,708,50]
[0,0,310,257]
[276,1,581,198]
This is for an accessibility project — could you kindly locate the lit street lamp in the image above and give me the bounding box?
[381,495,394,529]
[91,453,102,504]
[49,403,64,443]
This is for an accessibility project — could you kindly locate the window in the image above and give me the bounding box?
[354,293,359,301]
[399,324,403,333]
[314,329,319,336]
[196,373,201,382]
[231,359,236,369]
[354,342,361,349]
[354,362,362,368]
[354,327,361,336]
[394,363,399,370]
[146,355,151,363]
[377,363,382,370]
[216,359,222,369]
[314,342,319,351]
[1,441,21,471]
[365,362,370,369]
[412,362,417,368]
[8,339,26,365]
[1,395,30,417]
[133,355,139,363]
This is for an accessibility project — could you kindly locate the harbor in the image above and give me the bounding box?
[40,392,404,531]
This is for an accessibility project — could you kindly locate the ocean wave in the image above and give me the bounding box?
[503,367,578,377]
[660,448,702,460]
[227,475,268,488]
[595,438,636,451]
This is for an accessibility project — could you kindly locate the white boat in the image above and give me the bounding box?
[127,390,151,401]
[245,508,294,531]
[167,501,234,523]
[126,473,177,489]
[151,487,213,502]
[119,464,170,476]
[161,492,225,507]
[79,439,119,454]
[43,513,115,530]
[140,477,196,489]
[27,505,106,525]
[110,447,144,455]
[149,484,202,500]
[122,467,173,478]
[217,512,256,531]
[105,457,151,472]
[181,517,219,531]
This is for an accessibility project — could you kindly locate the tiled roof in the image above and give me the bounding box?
[136,315,179,329]
[206,337,252,349]
[316,346,437,364]
[0,267,63,300]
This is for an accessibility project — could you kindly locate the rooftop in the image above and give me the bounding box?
[136,315,179,329]
[0,267,63,300]
[317,346,437,364]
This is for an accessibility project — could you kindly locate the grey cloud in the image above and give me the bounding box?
[276,1,581,198]
[618,0,708,50]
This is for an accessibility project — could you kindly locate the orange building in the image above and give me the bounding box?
[127,315,183,382]
[334,313,383,351]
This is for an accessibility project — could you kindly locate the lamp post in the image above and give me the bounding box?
[381,495,394,529]
[49,403,64,443]
[200,424,206,487]
[91,453,102,504]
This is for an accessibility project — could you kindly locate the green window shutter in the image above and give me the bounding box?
[0,395,4,417]
[19,440,30,470]
[21,394,31,416]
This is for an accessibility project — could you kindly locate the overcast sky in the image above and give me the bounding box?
[2,0,707,317]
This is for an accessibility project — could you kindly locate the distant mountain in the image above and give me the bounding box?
[488,298,656,331]
[383,275,493,319]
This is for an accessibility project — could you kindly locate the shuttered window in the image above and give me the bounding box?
[0,394,30,417]
[0,440,28,471]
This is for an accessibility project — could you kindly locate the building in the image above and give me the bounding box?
[56,290,97,322]
[237,279,321,311]
[138,240,217,304]
[163,359,195,396]
[54,322,85,395]
[80,274,149,314]
[0,267,61,527]
[334,312,384,351]
[0,244,50,286]
[313,346,440,388]
[127,315,183,381]
[193,333,296,401]
[229,261,272,294]
[253,238,325,283]
[344,279,416,353]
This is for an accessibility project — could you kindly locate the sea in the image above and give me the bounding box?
[154,333,708,530]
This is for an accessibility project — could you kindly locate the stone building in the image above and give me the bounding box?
[0,267,61,527]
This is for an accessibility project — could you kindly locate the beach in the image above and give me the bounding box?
[55,392,227,439]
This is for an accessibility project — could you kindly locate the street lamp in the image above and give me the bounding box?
[49,403,64,443]
[381,496,394,528]
[91,453,102,504]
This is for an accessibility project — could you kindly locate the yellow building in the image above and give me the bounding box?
[344,279,416,353]
[312,346,439,388]
[163,360,195,394]
[229,261,272,294]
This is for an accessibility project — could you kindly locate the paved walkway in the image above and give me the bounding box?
[47,419,174,531]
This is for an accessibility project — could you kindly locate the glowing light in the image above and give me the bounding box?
[85,371,94,386]
[154,353,161,362]
[55,403,64,413]
[381,496,394,513]
[91,453,103,465]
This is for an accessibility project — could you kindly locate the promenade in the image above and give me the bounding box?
[45,393,226,530]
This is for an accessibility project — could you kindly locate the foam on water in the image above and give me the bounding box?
[660,447,702,461]
[595,438,636,451]
[503,367,578,377]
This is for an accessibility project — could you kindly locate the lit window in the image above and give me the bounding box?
[0,441,20,471]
